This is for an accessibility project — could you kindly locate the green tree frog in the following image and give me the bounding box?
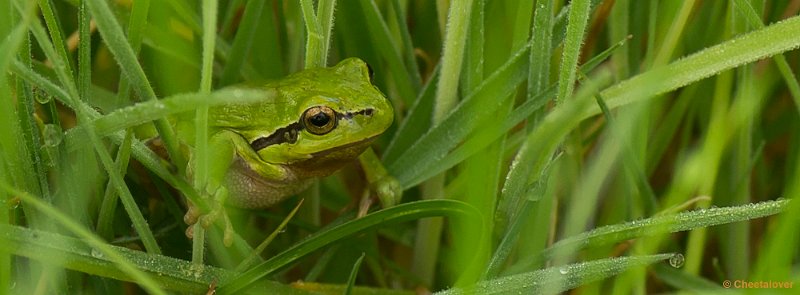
[160,58,394,240]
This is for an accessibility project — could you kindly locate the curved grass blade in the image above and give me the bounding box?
[344,253,366,295]
[235,199,305,272]
[437,254,673,295]
[218,199,483,294]
[0,185,166,295]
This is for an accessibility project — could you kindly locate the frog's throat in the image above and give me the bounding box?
[225,135,378,208]
[249,108,375,152]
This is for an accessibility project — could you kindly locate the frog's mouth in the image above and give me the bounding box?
[249,108,376,152]
[285,135,379,178]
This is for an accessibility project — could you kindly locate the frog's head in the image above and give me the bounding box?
[254,58,394,177]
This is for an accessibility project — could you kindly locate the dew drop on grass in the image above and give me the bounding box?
[42,124,63,147]
[91,248,104,259]
[669,253,685,268]
[559,266,569,274]
[34,87,52,104]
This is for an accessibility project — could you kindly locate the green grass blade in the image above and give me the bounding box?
[220,0,264,86]
[387,41,529,186]
[389,0,423,91]
[14,1,78,104]
[527,0,553,115]
[300,0,322,68]
[651,0,696,67]
[0,186,166,295]
[36,0,74,81]
[344,253,366,295]
[191,0,219,265]
[115,0,150,113]
[235,200,304,272]
[79,88,273,138]
[732,0,800,114]
[432,0,472,122]
[95,131,134,240]
[218,199,483,294]
[585,15,800,119]
[0,224,308,294]
[493,17,800,217]
[420,39,624,191]
[317,0,337,66]
[359,0,418,105]
[460,0,483,94]
[77,1,161,255]
[437,254,673,295]
[85,0,185,173]
[556,0,590,103]
[382,64,439,163]
[507,199,790,274]
[9,61,207,212]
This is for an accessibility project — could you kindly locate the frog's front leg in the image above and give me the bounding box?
[184,129,287,246]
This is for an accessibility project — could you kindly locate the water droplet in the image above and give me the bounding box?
[669,253,685,268]
[91,248,104,258]
[42,124,63,147]
[34,87,52,104]
[559,266,569,274]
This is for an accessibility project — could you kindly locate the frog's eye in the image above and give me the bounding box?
[302,106,338,135]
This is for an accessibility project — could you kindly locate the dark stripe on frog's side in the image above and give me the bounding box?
[249,108,375,151]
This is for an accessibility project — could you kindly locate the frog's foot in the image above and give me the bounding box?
[184,188,235,247]
[371,176,402,208]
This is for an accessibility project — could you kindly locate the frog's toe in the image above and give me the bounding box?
[183,203,201,227]
[182,187,236,246]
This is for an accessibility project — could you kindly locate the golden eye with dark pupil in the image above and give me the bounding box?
[302,106,337,135]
